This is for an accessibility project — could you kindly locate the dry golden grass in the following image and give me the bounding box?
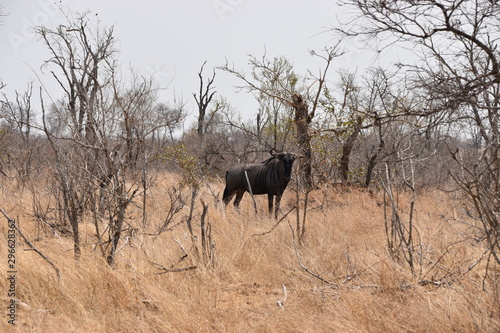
[0,174,499,332]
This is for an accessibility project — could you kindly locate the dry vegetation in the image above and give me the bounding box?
[2,2,500,332]
[1,174,498,333]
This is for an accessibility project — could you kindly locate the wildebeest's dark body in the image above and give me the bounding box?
[222,151,298,218]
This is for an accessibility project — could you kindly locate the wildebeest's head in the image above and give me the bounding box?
[274,152,297,182]
[270,148,300,182]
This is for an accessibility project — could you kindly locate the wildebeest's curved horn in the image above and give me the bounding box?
[270,147,277,156]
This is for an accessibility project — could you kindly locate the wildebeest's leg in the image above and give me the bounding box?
[233,189,245,209]
[274,193,283,219]
[268,194,274,216]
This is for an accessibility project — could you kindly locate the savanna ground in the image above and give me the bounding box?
[0,173,499,332]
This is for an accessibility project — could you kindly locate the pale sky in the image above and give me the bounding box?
[1,0,389,125]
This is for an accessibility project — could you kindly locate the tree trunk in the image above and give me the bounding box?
[339,116,363,183]
[291,93,313,190]
[364,117,384,187]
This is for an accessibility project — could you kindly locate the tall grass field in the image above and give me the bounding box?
[1,174,499,332]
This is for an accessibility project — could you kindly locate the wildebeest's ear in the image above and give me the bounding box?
[275,153,286,160]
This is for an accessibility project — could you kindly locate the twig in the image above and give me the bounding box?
[244,169,258,214]
[113,235,130,255]
[0,208,61,280]
[36,217,62,242]
[156,266,197,274]
[251,206,296,237]
[287,219,339,288]
[172,237,190,257]
[296,258,339,288]
[146,258,197,274]
[277,284,287,310]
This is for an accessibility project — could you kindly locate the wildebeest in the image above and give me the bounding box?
[222,149,299,218]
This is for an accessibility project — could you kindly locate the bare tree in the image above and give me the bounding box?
[193,61,216,143]
[380,157,418,275]
[153,102,186,142]
[253,56,299,150]
[320,71,365,184]
[339,0,500,265]
[1,83,33,142]
[338,1,500,137]
[0,83,38,182]
[37,12,183,264]
[221,48,340,188]
[450,142,500,266]
[38,12,115,142]
[221,47,342,243]
[37,12,115,258]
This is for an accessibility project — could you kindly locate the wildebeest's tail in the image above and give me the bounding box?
[222,171,231,204]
